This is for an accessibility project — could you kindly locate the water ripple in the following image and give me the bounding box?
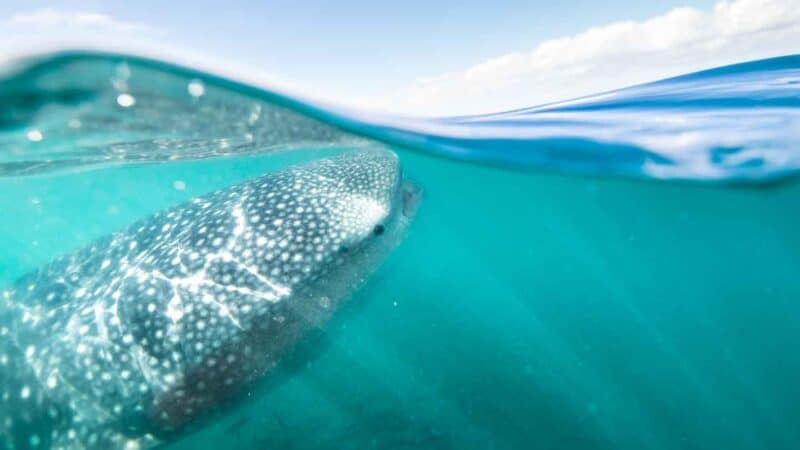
[1,52,799,183]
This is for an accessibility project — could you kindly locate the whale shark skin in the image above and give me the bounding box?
[0,148,418,450]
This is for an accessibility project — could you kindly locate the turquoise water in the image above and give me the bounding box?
[2,53,800,449]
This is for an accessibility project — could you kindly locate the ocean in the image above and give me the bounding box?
[1,52,799,450]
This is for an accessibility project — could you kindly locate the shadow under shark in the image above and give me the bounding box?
[0,148,419,450]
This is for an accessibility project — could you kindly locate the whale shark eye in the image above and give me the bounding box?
[373,224,385,236]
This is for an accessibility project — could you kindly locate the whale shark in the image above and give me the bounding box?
[0,148,419,450]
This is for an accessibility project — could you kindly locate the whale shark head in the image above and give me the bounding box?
[0,148,420,449]
[138,147,420,433]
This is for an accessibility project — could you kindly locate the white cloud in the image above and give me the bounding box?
[360,0,800,115]
[0,8,167,67]
[6,8,154,33]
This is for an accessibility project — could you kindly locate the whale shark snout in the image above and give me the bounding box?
[0,148,418,450]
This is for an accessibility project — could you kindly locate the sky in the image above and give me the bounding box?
[0,0,798,115]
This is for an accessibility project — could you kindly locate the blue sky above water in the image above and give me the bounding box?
[0,0,798,114]
[0,0,713,92]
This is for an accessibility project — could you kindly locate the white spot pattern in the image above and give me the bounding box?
[0,149,417,450]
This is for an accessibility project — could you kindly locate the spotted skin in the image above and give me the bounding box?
[0,148,418,450]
